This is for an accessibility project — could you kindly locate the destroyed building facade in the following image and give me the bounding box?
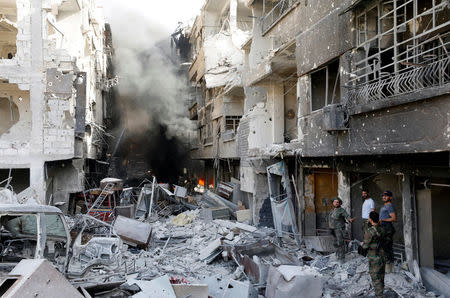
[188,0,252,189]
[187,0,450,274]
[0,0,114,208]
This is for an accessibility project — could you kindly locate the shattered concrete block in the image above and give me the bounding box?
[215,219,257,232]
[172,284,208,298]
[126,275,176,298]
[0,259,83,298]
[236,209,251,222]
[222,279,258,298]
[199,238,222,261]
[265,265,323,298]
[113,215,152,248]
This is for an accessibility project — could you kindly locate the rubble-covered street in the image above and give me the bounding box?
[0,180,443,297]
[0,0,449,297]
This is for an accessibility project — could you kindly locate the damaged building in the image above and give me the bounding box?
[186,0,450,279]
[188,0,252,191]
[0,0,115,209]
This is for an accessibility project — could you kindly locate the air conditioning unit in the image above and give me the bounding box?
[322,104,348,132]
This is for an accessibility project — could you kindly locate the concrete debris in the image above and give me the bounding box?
[420,267,450,297]
[172,284,208,298]
[223,279,258,298]
[172,210,199,226]
[0,178,437,298]
[265,265,323,298]
[126,275,176,298]
[0,259,83,298]
[202,207,231,221]
[303,235,336,253]
[202,190,238,217]
[199,238,222,262]
[114,215,152,248]
[236,209,251,222]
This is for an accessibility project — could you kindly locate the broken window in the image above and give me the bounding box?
[43,214,68,265]
[224,116,241,134]
[0,214,38,262]
[310,59,340,112]
[223,115,241,141]
[348,0,450,104]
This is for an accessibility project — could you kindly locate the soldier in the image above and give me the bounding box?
[329,198,355,263]
[379,190,396,273]
[361,211,386,298]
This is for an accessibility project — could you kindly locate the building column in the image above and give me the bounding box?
[402,174,417,272]
[30,0,46,204]
[296,165,305,237]
[267,82,284,144]
[338,171,352,236]
[30,161,46,204]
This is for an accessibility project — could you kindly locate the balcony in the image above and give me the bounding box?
[347,55,450,113]
[262,0,300,35]
[346,22,450,114]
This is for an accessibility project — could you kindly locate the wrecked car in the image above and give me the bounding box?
[0,203,122,277]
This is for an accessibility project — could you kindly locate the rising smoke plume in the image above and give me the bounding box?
[105,4,194,139]
[103,2,196,183]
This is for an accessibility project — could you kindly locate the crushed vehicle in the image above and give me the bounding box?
[0,190,123,278]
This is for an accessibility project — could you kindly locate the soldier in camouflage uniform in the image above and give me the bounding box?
[329,198,355,262]
[362,211,386,298]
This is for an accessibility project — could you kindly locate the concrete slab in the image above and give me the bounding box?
[113,215,152,248]
[128,275,176,298]
[265,265,323,298]
[420,267,450,297]
[222,279,258,298]
[172,284,208,298]
[0,259,83,298]
[236,209,251,222]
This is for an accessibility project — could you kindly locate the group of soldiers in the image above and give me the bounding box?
[328,190,397,298]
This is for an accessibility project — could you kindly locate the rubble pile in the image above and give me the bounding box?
[0,181,442,297]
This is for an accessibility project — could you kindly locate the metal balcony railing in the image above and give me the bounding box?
[262,0,299,34]
[346,29,450,108]
[347,56,450,106]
